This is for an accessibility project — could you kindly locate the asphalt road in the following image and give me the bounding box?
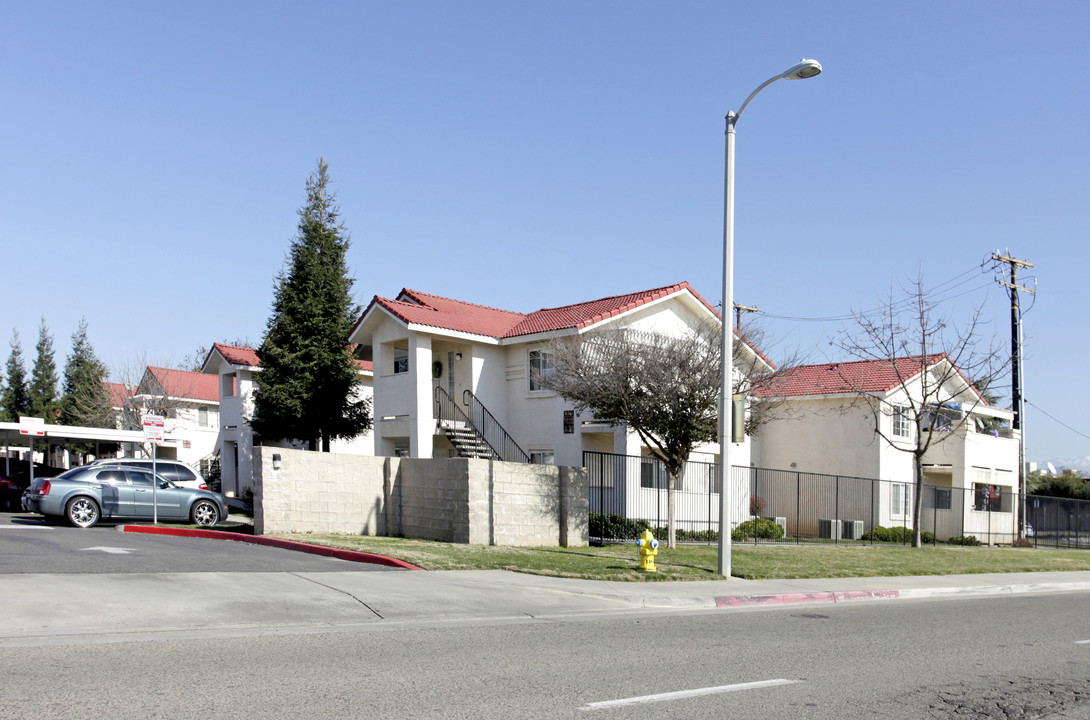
[0,510,390,573]
[5,508,1090,719]
[3,591,1090,719]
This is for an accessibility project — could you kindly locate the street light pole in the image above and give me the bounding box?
[717,59,822,578]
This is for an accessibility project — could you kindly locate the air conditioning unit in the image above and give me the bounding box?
[818,518,841,539]
[842,520,865,540]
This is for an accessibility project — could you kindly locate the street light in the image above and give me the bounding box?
[718,59,822,578]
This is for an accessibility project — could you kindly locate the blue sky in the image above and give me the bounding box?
[2,1,1088,466]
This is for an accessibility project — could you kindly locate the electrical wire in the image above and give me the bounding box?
[1026,400,1090,441]
[757,257,996,323]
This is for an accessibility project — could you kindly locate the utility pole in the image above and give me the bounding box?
[733,304,759,331]
[993,251,1034,538]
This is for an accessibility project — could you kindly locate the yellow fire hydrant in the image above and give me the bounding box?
[635,529,659,572]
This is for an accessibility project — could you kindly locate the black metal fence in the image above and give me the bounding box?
[583,451,1090,548]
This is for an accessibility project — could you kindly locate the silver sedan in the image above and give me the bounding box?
[21,464,229,528]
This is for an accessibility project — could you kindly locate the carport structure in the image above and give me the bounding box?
[0,420,181,482]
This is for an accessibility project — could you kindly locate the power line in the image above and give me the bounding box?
[757,259,995,323]
[1026,400,1090,442]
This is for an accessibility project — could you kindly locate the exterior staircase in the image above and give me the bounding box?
[434,387,530,463]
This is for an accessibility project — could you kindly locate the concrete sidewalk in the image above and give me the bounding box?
[4,524,1090,645]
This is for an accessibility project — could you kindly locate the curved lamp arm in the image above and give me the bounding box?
[732,58,822,125]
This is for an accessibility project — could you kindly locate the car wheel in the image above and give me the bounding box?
[190,500,218,527]
[66,497,100,528]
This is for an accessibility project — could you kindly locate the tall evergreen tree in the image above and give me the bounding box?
[253,159,372,451]
[59,318,112,428]
[29,318,60,421]
[1,330,30,422]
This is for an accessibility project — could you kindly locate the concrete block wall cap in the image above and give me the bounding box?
[120,525,423,571]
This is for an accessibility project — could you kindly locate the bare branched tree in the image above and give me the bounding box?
[832,274,1005,547]
[544,318,801,547]
[545,323,719,548]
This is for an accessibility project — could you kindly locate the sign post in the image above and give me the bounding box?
[142,414,165,524]
[18,416,46,486]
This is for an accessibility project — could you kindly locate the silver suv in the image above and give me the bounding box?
[88,458,209,490]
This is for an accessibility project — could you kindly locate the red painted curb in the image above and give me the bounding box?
[121,525,423,571]
[714,589,900,608]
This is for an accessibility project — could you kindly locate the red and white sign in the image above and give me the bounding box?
[19,416,46,436]
[143,414,165,444]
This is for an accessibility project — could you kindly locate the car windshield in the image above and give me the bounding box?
[57,467,86,479]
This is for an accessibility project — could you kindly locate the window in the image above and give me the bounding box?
[393,348,409,374]
[529,349,555,391]
[198,407,209,428]
[530,451,555,465]
[929,487,952,510]
[973,483,1003,512]
[893,406,911,438]
[891,483,910,516]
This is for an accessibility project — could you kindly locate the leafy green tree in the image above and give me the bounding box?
[1,330,30,422]
[28,318,60,422]
[59,319,112,429]
[253,159,372,451]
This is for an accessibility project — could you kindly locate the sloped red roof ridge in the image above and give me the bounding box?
[208,342,373,373]
[146,367,220,403]
[360,282,720,340]
[210,343,260,368]
[751,355,962,398]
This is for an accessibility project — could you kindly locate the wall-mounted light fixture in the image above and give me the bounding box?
[272,453,282,471]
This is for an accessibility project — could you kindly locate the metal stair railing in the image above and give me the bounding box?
[463,389,530,464]
[435,387,502,461]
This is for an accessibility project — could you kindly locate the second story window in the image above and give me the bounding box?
[893,406,911,438]
[393,348,409,374]
[529,349,554,391]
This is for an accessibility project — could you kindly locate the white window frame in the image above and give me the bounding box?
[529,450,555,465]
[891,482,910,517]
[892,405,911,439]
[528,349,555,392]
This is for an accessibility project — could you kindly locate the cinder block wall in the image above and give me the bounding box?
[254,447,588,547]
[254,447,389,535]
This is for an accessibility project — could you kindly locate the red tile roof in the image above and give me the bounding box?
[211,343,260,368]
[208,342,373,374]
[752,355,950,398]
[147,367,221,403]
[365,282,718,340]
[104,382,134,409]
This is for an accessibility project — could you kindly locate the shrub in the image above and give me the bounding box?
[860,526,936,544]
[749,495,767,516]
[589,512,650,540]
[948,535,982,546]
[732,518,785,541]
[1012,538,1034,548]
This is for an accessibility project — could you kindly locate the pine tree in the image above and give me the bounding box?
[253,159,372,451]
[59,318,112,428]
[29,318,60,422]
[1,330,30,422]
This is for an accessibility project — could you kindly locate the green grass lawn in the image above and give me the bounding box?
[265,533,1090,582]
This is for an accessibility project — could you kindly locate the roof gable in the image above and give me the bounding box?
[753,355,957,398]
[356,282,720,342]
[145,367,221,403]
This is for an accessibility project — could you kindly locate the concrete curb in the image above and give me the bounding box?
[715,589,902,607]
[120,525,423,571]
[712,581,1090,609]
